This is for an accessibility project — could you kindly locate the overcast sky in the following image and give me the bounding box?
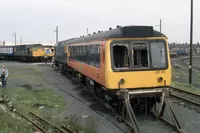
[0,0,199,44]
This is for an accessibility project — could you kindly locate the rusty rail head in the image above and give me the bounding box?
[61,125,76,133]
[15,111,47,133]
[29,111,71,133]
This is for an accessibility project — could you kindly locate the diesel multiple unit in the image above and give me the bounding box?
[0,44,54,61]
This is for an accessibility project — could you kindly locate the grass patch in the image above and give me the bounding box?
[171,65,200,95]
[0,108,33,133]
[0,87,97,133]
[0,65,97,133]
[0,87,66,133]
[171,81,200,95]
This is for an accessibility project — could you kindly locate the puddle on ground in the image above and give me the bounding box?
[16,84,44,91]
[19,84,32,89]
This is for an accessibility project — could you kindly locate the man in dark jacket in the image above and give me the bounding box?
[1,72,6,88]
[0,65,8,89]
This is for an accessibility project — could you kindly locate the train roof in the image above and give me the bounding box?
[0,45,14,48]
[44,45,54,47]
[15,44,42,48]
[63,26,166,44]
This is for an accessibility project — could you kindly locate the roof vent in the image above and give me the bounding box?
[98,31,101,33]
[116,25,121,28]
[93,32,96,34]
[109,27,112,30]
[89,34,90,35]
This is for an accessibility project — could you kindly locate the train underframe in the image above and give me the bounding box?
[55,62,184,133]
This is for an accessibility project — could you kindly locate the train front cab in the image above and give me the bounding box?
[104,37,183,132]
[105,37,171,90]
[44,47,55,60]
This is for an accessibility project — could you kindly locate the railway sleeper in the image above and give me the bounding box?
[117,88,186,133]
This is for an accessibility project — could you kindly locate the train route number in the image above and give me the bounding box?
[155,70,165,74]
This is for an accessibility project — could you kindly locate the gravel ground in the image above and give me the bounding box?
[2,60,200,133]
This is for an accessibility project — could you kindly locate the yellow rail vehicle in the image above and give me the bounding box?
[64,26,172,116]
[14,44,46,61]
[55,26,180,131]
[44,46,55,60]
[56,26,179,132]
[104,37,171,89]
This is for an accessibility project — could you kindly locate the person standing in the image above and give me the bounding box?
[44,54,48,64]
[0,65,8,89]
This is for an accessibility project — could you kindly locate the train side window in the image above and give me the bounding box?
[75,46,78,60]
[79,46,81,61]
[86,45,89,64]
[133,43,149,68]
[80,46,83,62]
[71,46,74,60]
[113,44,130,68]
[95,45,100,68]
[73,46,75,60]
[77,46,79,61]
[83,46,86,63]
[88,45,94,66]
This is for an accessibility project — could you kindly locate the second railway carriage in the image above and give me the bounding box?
[0,46,14,60]
[56,25,172,116]
[44,45,55,61]
[54,40,68,69]
[14,44,45,61]
[54,38,75,69]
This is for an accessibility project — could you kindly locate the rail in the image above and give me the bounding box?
[0,95,75,133]
[169,86,200,107]
[176,57,200,71]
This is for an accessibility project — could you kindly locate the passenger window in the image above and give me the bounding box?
[89,45,95,66]
[94,45,100,68]
[113,44,130,68]
[133,43,149,68]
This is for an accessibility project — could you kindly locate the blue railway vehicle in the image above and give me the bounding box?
[0,46,14,60]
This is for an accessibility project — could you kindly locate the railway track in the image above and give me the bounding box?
[0,95,75,133]
[48,64,186,133]
[169,86,200,107]
[176,57,200,71]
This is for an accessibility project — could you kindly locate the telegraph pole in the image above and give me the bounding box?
[155,19,162,32]
[189,0,193,84]
[20,37,22,45]
[54,26,58,43]
[160,19,162,32]
[86,28,88,35]
[12,32,16,46]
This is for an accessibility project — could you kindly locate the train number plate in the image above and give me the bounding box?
[155,70,165,74]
